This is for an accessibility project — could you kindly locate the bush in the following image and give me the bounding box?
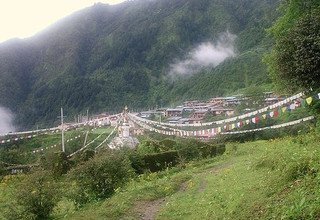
[136,140,161,154]
[40,152,71,177]
[158,139,178,151]
[143,151,179,172]
[0,163,6,179]
[128,151,146,174]
[68,150,134,203]
[12,171,59,219]
[129,141,226,173]
[72,149,95,165]
[199,144,226,158]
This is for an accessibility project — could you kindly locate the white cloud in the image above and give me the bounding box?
[169,32,236,77]
[0,107,15,134]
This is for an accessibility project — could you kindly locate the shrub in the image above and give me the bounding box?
[158,139,178,151]
[128,151,146,174]
[40,152,71,177]
[68,150,134,203]
[136,140,161,154]
[72,149,95,165]
[12,171,59,219]
[143,151,179,172]
[0,163,6,179]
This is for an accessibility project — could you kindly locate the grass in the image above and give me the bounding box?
[2,131,320,219]
[0,126,115,164]
[59,132,320,219]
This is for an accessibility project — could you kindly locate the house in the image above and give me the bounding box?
[178,118,190,124]
[167,116,182,124]
[183,100,200,107]
[210,108,235,117]
[265,97,285,105]
[165,108,183,117]
[191,109,209,119]
[210,96,242,107]
[224,97,242,106]
[209,97,225,106]
[188,118,203,124]
[139,111,154,118]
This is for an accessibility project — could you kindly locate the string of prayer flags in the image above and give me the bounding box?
[274,110,279,117]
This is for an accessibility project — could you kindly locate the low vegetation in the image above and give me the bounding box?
[1,123,320,219]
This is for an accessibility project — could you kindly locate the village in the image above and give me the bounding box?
[55,92,286,137]
[137,92,285,125]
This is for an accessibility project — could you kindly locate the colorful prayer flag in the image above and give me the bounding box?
[306,97,313,105]
[282,107,287,113]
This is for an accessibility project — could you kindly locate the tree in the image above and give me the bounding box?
[265,1,320,93]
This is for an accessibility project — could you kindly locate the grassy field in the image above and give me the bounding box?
[1,131,320,219]
[51,132,320,220]
[0,126,115,164]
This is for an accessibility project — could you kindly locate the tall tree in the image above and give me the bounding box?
[265,0,320,93]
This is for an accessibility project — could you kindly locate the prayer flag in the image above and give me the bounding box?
[306,97,313,105]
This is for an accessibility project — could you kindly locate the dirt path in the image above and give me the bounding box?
[134,198,167,220]
[133,160,234,220]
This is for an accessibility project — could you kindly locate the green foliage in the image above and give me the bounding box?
[72,149,95,164]
[142,151,180,172]
[0,147,25,164]
[136,139,161,155]
[11,171,59,220]
[0,163,5,178]
[40,152,71,177]
[168,48,273,102]
[131,138,226,173]
[265,1,320,92]
[68,150,134,203]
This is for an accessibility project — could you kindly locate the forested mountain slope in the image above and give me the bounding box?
[0,0,279,128]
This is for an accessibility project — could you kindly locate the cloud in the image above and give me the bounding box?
[169,31,236,77]
[0,107,15,134]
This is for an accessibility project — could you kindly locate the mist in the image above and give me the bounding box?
[169,32,236,77]
[0,107,15,134]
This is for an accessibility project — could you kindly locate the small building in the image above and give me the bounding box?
[188,118,203,124]
[265,97,285,105]
[178,118,190,124]
[209,97,225,106]
[183,100,200,107]
[224,97,241,106]
[210,108,235,117]
[165,108,183,117]
[191,109,209,119]
[167,116,182,124]
[139,111,154,118]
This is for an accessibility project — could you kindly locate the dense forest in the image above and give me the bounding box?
[0,0,280,129]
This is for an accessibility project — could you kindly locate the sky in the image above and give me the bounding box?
[0,0,126,43]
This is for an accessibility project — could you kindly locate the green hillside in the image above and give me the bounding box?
[0,0,279,128]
